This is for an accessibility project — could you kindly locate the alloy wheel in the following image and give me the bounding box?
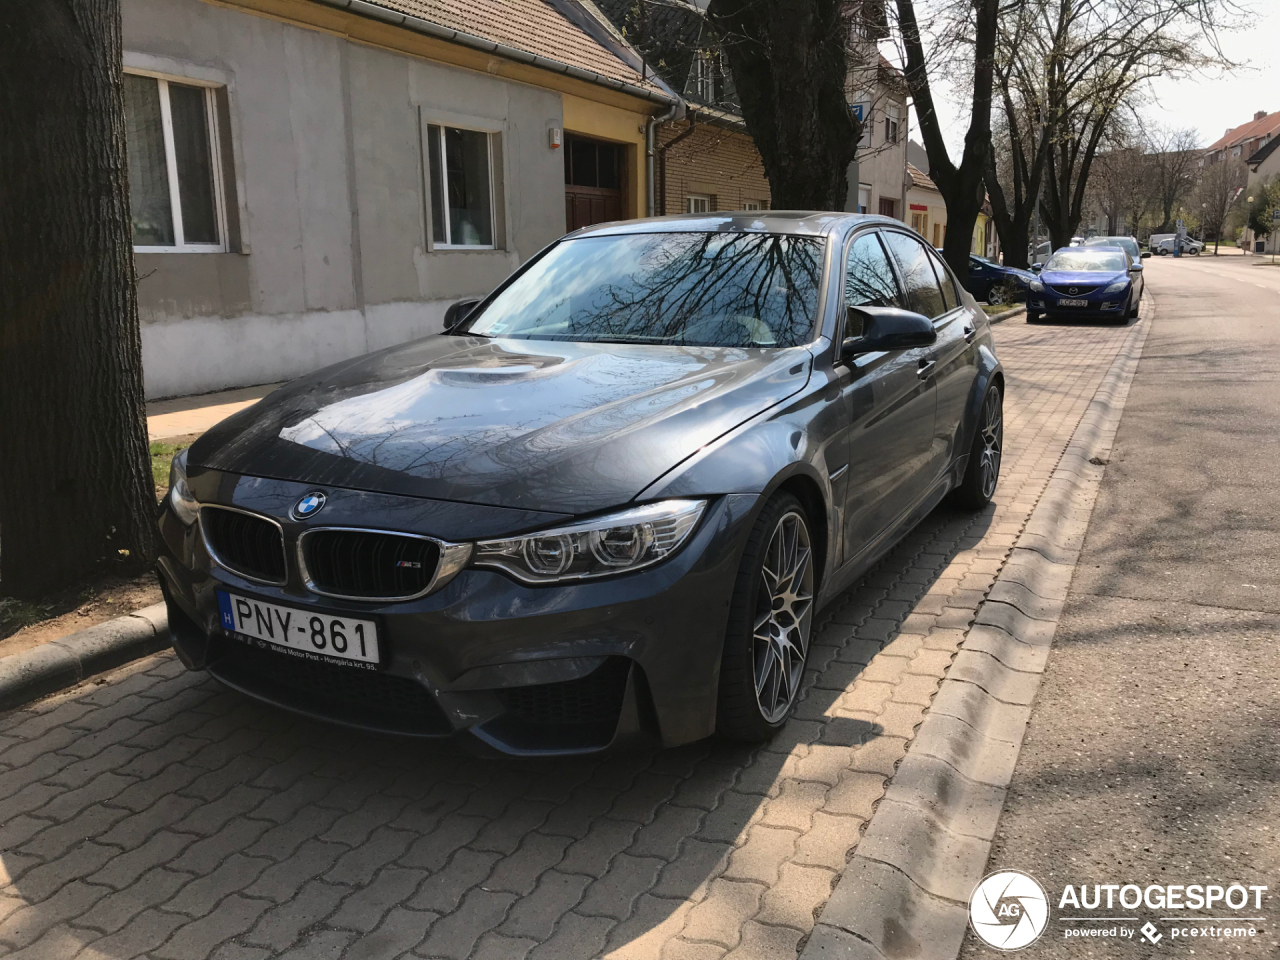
[752,511,814,724]
[979,389,1003,499]
[988,286,1007,305]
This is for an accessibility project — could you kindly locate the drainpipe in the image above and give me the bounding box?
[646,100,684,217]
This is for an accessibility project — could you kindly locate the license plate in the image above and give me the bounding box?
[1058,298,1089,307]
[216,591,380,666]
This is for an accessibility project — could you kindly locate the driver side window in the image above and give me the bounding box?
[843,232,903,338]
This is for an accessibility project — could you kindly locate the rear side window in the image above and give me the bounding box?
[927,249,960,310]
[843,232,902,337]
[880,231,947,319]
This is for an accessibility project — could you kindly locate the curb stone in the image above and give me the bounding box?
[802,304,1152,960]
[0,602,170,711]
[986,305,1026,324]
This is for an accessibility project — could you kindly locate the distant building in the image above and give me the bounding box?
[1201,110,1280,166]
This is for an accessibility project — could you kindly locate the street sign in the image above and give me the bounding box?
[1272,208,1280,223]
[1176,218,1184,230]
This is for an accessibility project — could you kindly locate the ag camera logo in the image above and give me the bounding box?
[969,870,1050,951]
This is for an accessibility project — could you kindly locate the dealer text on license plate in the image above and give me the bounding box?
[1058,298,1089,307]
[216,591,380,665]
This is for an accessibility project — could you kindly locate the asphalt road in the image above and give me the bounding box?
[962,255,1280,957]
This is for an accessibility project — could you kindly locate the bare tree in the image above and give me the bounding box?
[1146,126,1202,232]
[705,0,863,209]
[1087,138,1150,235]
[891,0,1001,276]
[0,0,156,597]
[1194,156,1247,253]
[986,0,1238,261]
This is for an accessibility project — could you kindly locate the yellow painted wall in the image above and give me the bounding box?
[562,94,649,219]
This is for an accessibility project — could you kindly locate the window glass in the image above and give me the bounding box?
[428,125,493,246]
[927,249,959,310]
[686,195,710,213]
[1044,249,1127,272]
[464,232,825,348]
[123,75,174,246]
[880,231,947,318]
[168,82,218,244]
[843,233,902,338]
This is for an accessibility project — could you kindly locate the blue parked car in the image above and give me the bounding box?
[961,254,1037,305]
[1027,246,1140,324]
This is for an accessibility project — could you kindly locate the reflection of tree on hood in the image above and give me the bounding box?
[549,233,824,348]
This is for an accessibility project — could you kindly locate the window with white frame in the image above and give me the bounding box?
[743,200,762,211]
[123,72,227,252]
[686,194,711,213]
[885,104,901,144]
[427,124,495,247]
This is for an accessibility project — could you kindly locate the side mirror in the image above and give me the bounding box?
[1030,263,1043,273]
[842,306,937,358]
[1140,251,1152,259]
[1132,262,1144,272]
[444,298,482,331]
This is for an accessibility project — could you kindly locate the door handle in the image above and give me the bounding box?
[963,323,977,343]
[917,358,936,380]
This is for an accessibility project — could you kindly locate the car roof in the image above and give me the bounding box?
[565,211,901,240]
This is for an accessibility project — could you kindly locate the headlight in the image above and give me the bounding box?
[1029,279,1044,293]
[168,449,199,526]
[473,499,706,583]
[1102,279,1129,295]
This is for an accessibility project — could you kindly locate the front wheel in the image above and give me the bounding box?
[950,385,1003,510]
[1026,310,1042,324]
[716,494,815,741]
[987,285,1008,306]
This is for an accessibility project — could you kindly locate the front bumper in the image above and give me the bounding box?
[157,472,759,755]
[1028,295,1128,320]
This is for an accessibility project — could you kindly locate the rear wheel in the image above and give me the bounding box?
[951,385,1003,509]
[987,284,1008,306]
[716,494,815,741]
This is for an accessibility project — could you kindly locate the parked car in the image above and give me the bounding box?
[158,213,1004,755]
[1152,235,1203,255]
[1082,235,1149,302]
[961,254,1036,304]
[1027,245,1140,324]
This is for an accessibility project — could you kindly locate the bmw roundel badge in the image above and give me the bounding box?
[292,491,327,520]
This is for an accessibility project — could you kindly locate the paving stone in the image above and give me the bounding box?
[244,839,346,902]
[344,906,440,959]
[499,872,589,940]
[153,894,272,960]
[243,879,348,950]
[556,818,642,877]
[170,818,273,876]
[791,812,860,871]
[602,895,693,960]
[576,854,664,920]
[470,932,537,960]
[833,681,892,716]
[12,839,119,902]
[824,770,887,820]
[327,867,426,932]
[679,877,763,947]
[324,827,415,886]
[0,879,107,949]
[660,939,726,960]
[163,853,271,917]
[754,861,836,929]
[525,910,614,960]
[273,928,353,960]
[650,838,731,900]
[846,735,907,777]
[962,623,1052,674]
[627,805,705,861]
[409,848,502,911]
[722,824,796,885]
[799,921,890,959]
[986,579,1063,621]
[723,919,805,959]
[67,907,186,959]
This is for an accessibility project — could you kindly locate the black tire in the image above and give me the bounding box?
[716,492,815,741]
[951,385,1003,510]
[1026,311,1042,324]
[987,284,1008,306]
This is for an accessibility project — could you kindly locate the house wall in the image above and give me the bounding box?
[123,0,567,398]
[906,187,946,248]
[562,94,647,219]
[656,123,771,214]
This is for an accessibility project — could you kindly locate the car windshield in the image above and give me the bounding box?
[462,232,826,347]
[1086,237,1138,259]
[1044,249,1127,272]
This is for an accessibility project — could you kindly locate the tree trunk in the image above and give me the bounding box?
[895,0,999,278]
[0,0,156,598]
[707,0,860,210]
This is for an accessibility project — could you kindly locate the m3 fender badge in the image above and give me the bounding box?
[292,491,327,520]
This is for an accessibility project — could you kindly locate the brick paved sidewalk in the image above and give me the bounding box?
[0,320,1135,960]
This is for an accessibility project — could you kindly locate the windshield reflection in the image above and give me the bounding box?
[464,232,825,348]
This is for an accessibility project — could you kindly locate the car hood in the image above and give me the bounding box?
[190,335,812,514]
[1040,270,1127,289]
[1002,267,1037,283]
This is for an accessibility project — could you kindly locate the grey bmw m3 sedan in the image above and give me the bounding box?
[157,212,1004,755]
